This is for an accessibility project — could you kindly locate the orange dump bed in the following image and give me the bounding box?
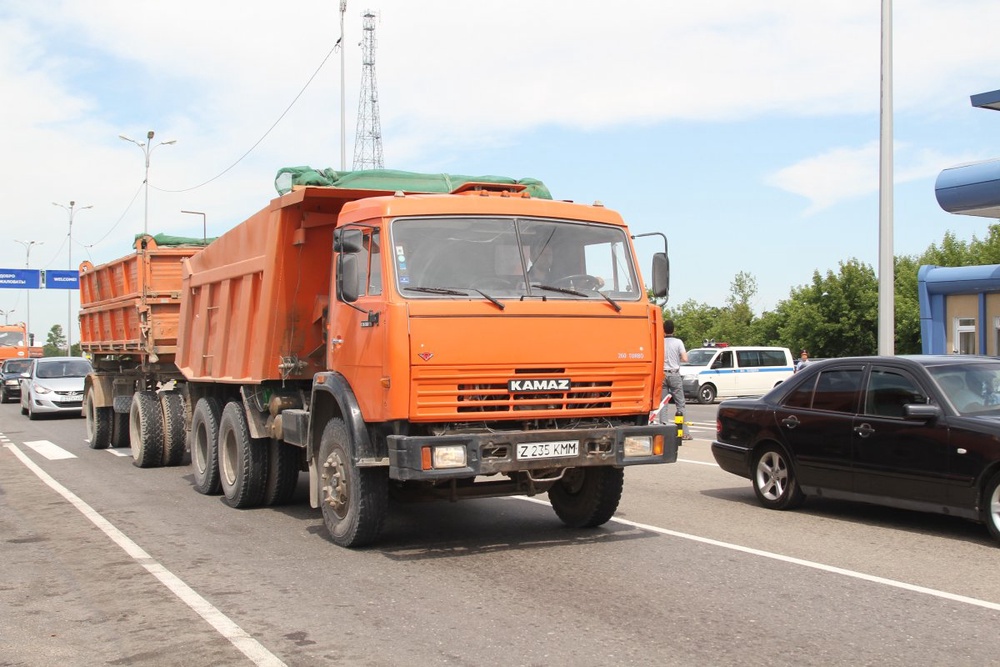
[79,236,205,363]
[176,187,379,384]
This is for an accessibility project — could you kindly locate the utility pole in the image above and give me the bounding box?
[340,0,348,170]
[14,239,42,347]
[353,9,384,170]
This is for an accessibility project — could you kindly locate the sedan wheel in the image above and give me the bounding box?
[752,444,804,510]
[983,472,1000,544]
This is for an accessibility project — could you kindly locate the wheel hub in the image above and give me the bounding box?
[322,450,349,516]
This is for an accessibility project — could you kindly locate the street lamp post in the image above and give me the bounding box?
[181,210,207,243]
[53,201,92,356]
[14,239,42,347]
[119,130,177,235]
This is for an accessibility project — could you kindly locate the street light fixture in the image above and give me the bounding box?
[181,210,207,243]
[14,239,42,347]
[119,130,177,235]
[0,308,14,326]
[53,200,92,356]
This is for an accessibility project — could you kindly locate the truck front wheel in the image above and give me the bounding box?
[548,466,624,528]
[318,418,387,548]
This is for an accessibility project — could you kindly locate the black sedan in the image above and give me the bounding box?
[712,355,1000,543]
[1,357,32,403]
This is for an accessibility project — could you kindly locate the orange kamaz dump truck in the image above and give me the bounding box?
[82,171,676,547]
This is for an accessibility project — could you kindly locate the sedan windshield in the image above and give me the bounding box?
[929,362,1000,415]
[390,216,641,301]
[35,360,92,379]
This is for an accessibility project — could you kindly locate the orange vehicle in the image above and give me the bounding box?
[83,172,676,547]
[0,322,37,360]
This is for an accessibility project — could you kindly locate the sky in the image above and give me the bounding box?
[2,1,1000,344]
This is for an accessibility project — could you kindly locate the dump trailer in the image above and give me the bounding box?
[86,172,677,547]
[80,234,210,453]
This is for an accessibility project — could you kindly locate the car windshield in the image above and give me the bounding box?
[685,350,718,366]
[390,216,641,301]
[928,362,1000,415]
[35,359,92,379]
[3,359,31,373]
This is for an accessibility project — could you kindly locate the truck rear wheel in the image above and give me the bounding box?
[190,397,222,495]
[218,401,267,509]
[160,392,186,467]
[264,439,300,506]
[548,466,624,528]
[130,391,164,468]
[111,411,130,448]
[319,418,387,548]
[84,388,112,450]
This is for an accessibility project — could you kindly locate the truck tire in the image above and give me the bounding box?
[84,388,112,450]
[111,411,130,448]
[190,397,222,495]
[548,466,624,528]
[130,391,164,468]
[318,418,387,548]
[264,439,300,506]
[218,401,267,509]
[160,392,186,467]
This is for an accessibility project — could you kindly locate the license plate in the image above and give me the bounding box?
[517,440,579,460]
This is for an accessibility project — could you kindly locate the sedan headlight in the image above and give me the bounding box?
[33,383,53,394]
[4,379,17,386]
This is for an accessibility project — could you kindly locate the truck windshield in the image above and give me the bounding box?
[391,216,641,301]
[0,331,24,346]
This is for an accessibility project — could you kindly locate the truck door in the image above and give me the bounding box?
[329,227,387,419]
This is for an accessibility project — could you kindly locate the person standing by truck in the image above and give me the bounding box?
[660,319,691,440]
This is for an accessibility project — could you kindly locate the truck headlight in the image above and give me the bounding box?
[421,445,467,470]
[624,435,654,457]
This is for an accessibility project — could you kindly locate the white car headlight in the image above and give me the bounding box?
[33,383,52,394]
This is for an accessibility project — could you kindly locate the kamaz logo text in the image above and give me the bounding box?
[507,378,571,392]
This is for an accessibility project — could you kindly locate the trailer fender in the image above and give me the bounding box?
[84,374,114,409]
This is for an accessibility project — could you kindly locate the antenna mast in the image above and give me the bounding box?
[353,9,384,170]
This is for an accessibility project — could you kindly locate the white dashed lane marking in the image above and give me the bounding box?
[23,439,77,460]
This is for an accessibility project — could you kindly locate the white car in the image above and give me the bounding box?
[20,357,92,420]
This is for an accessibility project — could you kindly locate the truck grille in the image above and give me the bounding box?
[412,366,650,419]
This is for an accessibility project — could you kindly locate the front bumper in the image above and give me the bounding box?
[388,424,677,481]
[682,377,699,397]
[27,392,84,414]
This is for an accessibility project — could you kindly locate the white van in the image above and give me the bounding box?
[681,346,794,404]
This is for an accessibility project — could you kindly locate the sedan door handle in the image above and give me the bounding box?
[781,415,800,429]
[855,422,875,438]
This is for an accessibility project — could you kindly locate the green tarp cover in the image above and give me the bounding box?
[136,233,216,247]
[274,167,552,200]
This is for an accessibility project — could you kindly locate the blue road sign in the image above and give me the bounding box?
[43,269,80,290]
[0,268,41,289]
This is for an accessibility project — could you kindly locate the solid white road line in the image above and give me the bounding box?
[23,440,76,460]
[516,495,1000,613]
[3,442,287,667]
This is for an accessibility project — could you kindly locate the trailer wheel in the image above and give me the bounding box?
[218,401,267,508]
[190,397,222,495]
[318,418,387,548]
[264,439,300,506]
[160,392,186,467]
[84,388,112,450]
[548,466,624,528]
[130,391,164,468]
[111,411,130,448]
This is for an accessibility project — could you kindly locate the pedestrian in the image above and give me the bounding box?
[795,349,810,373]
[660,319,691,440]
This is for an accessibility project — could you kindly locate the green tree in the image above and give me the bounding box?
[43,324,66,357]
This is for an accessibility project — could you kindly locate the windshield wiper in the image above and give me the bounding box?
[404,285,504,310]
[531,283,621,311]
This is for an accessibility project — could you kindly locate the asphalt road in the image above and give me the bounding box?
[2,400,999,666]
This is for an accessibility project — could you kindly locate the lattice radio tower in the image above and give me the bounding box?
[353,9,384,170]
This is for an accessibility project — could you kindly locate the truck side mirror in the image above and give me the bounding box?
[338,254,361,303]
[334,228,364,253]
[651,252,669,299]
